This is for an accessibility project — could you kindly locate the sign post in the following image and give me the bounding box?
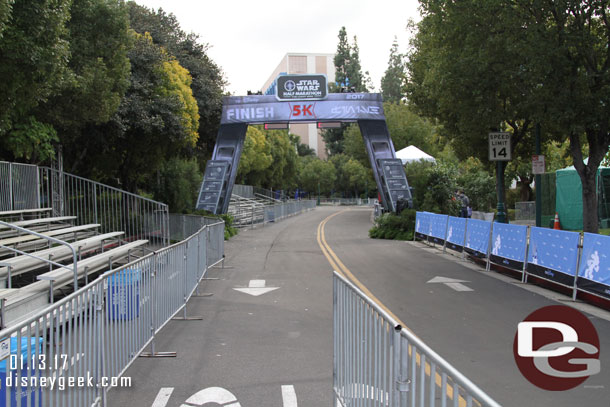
[532,155,545,175]
[489,132,512,223]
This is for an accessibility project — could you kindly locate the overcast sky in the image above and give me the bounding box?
[133,0,421,95]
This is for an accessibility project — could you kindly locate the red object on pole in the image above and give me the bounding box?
[553,213,561,230]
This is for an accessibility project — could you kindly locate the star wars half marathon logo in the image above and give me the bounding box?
[513,305,600,390]
[277,75,327,101]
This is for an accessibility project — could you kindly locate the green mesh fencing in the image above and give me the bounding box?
[540,172,556,228]
[556,167,583,230]
[554,166,610,230]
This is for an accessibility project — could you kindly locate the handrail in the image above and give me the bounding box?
[39,166,169,207]
[0,221,78,290]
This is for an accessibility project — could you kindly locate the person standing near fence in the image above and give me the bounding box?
[457,190,470,218]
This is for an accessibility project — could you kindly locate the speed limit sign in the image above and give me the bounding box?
[489,132,511,161]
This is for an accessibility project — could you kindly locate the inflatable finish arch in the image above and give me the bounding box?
[196,93,412,214]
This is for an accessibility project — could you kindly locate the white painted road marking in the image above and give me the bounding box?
[181,386,241,407]
[152,387,174,407]
[233,279,280,296]
[427,276,473,292]
[281,385,298,407]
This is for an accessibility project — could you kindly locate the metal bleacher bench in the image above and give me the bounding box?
[0,208,52,220]
[0,224,100,253]
[0,216,77,239]
[0,215,76,230]
[0,232,124,286]
[0,239,148,327]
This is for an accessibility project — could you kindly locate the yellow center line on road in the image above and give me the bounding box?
[317,209,476,407]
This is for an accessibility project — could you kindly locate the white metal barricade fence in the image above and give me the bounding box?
[0,221,224,407]
[334,271,502,407]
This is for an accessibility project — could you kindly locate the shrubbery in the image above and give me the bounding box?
[220,214,238,240]
[369,210,416,240]
[193,210,238,240]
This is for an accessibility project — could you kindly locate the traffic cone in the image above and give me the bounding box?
[553,213,561,230]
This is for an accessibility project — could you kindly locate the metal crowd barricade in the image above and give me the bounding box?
[260,200,316,226]
[333,271,502,407]
[169,214,220,242]
[0,162,169,248]
[0,220,224,406]
[412,211,610,310]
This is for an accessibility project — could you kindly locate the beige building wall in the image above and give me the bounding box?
[261,53,335,159]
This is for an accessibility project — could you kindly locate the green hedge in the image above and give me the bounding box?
[369,209,416,240]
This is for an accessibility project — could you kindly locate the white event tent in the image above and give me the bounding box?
[395,145,436,165]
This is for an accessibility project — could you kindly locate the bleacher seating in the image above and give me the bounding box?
[0,208,52,220]
[0,209,150,328]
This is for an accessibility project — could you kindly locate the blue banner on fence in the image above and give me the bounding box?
[489,223,528,271]
[465,219,492,258]
[446,217,466,252]
[415,212,431,240]
[428,214,448,244]
[527,227,580,286]
[577,233,610,299]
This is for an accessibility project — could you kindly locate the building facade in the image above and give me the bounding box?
[261,53,336,159]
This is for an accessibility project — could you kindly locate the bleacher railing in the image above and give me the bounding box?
[0,162,169,247]
[414,211,610,303]
[0,220,224,407]
[334,271,502,407]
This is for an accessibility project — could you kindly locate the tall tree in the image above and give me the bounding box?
[333,27,351,90]
[37,0,132,171]
[407,0,539,223]
[381,38,406,104]
[324,27,368,155]
[82,32,199,191]
[0,0,11,39]
[126,3,225,168]
[527,1,610,233]
[408,0,610,232]
[0,0,71,162]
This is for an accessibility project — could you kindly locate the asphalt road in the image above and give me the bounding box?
[108,207,335,407]
[323,208,610,407]
[108,206,610,407]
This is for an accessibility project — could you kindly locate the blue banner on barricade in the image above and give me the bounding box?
[465,219,492,258]
[415,212,431,240]
[446,217,467,253]
[489,223,528,271]
[526,227,580,287]
[577,233,610,299]
[428,214,448,244]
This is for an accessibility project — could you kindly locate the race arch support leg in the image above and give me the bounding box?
[196,123,248,214]
[358,119,413,212]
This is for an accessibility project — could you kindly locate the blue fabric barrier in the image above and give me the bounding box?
[577,233,610,299]
[489,223,528,271]
[428,214,449,244]
[446,216,467,253]
[465,219,492,258]
[415,212,431,240]
[526,227,580,287]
